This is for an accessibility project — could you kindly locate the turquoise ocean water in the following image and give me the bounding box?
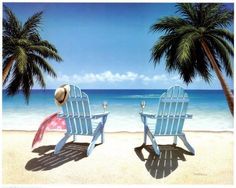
[2,89,233,132]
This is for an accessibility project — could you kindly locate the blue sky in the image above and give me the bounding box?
[4,3,234,89]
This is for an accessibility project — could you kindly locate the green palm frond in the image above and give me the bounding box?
[175,25,198,35]
[30,63,46,88]
[3,5,22,37]
[178,60,195,84]
[205,5,233,28]
[36,40,58,52]
[28,33,41,43]
[29,53,57,77]
[176,32,198,63]
[209,34,234,56]
[21,65,34,103]
[5,65,22,96]
[192,41,212,82]
[14,46,27,74]
[150,16,187,33]
[151,33,178,64]
[206,35,233,77]
[208,28,234,45]
[176,3,196,24]
[22,11,43,36]
[30,45,62,61]
[165,43,179,72]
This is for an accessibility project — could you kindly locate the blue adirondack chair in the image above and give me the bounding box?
[54,85,109,156]
[140,86,195,156]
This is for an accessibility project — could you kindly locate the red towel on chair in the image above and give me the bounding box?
[32,113,66,148]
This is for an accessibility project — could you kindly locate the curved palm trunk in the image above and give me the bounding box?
[201,40,234,116]
[2,57,14,84]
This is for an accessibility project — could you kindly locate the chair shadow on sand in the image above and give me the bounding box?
[25,142,101,171]
[134,144,194,179]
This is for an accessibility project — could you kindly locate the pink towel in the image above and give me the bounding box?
[32,113,66,148]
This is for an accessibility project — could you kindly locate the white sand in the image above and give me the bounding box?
[2,130,233,184]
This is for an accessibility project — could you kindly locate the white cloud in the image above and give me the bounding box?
[47,71,180,85]
[67,71,139,83]
[43,70,233,90]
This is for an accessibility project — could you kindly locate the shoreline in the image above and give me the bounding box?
[2,129,234,133]
[2,130,233,184]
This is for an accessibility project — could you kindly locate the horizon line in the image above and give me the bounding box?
[3,88,234,91]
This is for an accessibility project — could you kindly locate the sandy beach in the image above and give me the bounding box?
[2,130,233,184]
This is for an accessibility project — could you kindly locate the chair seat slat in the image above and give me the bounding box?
[161,98,189,103]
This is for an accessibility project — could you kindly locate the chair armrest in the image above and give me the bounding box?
[139,112,156,119]
[140,112,192,119]
[92,112,109,119]
[186,114,193,119]
[57,113,64,118]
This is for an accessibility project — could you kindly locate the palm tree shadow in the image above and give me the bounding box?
[134,144,193,179]
[25,142,101,171]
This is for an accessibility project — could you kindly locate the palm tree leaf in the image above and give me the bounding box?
[203,39,223,72]
[14,46,28,74]
[28,33,41,43]
[209,34,234,56]
[206,35,233,77]
[208,28,234,45]
[204,4,233,28]
[176,32,199,63]
[192,41,212,82]
[151,33,178,64]
[30,45,62,61]
[5,64,22,96]
[150,16,188,33]
[28,53,57,77]
[22,11,43,37]
[3,5,22,37]
[165,42,179,72]
[30,63,46,88]
[175,25,198,35]
[176,3,196,24]
[36,40,58,52]
[21,65,34,103]
[2,36,15,59]
[178,60,195,84]
[3,18,11,37]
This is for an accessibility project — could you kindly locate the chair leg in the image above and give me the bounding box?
[87,123,103,156]
[173,135,177,146]
[178,134,195,155]
[146,127,160,156]
[73,135,76,142]
[87,131,101,156]
[101,132,104,144]
[151,138,160,156]
[54,134,71,154]
[143,126,147,145]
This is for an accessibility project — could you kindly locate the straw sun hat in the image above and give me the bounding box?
[54,84,70,106]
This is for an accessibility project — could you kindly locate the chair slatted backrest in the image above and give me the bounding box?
[61,85,93,135]
[154,86,189,136]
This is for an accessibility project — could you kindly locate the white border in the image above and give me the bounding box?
[1,0,235,187]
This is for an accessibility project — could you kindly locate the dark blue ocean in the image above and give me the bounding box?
[2,89,233,131]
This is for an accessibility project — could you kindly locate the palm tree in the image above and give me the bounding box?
[3,6,62,103]
[150,3,234,116]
